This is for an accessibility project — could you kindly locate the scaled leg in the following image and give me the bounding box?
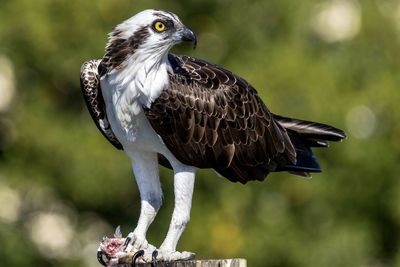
[125,151,162,254]
[158,166,196,261]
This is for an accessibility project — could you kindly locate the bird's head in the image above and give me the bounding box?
[103,9,196,69]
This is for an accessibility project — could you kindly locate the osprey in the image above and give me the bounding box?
[80,9,346,264]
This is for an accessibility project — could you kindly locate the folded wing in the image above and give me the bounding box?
[80,60,123,150]
[144,54,298,183]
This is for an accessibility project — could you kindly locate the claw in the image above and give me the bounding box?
[124,236,132,250]
[151,250,158,267]
[97,250,110,266]
[131,250,145,267]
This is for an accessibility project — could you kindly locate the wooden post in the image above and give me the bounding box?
[117,259,247,267]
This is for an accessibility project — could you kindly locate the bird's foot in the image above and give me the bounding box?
[155,249,195,262]
[124,231,154,252]
[97,226,157,266]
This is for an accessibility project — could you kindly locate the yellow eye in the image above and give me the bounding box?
[154,21,166,32]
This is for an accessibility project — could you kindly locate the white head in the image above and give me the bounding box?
[102,9,196,71]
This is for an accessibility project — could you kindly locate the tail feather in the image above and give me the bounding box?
[276,132,322,175]
[273,114,346,142]
[273,114,346,176]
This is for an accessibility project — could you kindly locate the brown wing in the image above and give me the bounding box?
[144,54,296,183]
[80,60,123,150]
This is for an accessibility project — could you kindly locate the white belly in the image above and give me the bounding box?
[99,79,160,151]
[102,93,187,170]
[111,106,166,153]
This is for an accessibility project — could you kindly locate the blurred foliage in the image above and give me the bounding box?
[0,0,399,267]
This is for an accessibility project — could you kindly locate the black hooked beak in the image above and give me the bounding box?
[180,27,197,49]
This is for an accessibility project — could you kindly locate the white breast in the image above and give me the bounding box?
[100,53,171,151]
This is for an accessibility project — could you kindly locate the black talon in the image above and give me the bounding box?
[97,250,109,266]
[131,250,145,267]
[124,237,132,250]
[151,250,158,267]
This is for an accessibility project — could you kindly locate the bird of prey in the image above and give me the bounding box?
[80,9,346,265]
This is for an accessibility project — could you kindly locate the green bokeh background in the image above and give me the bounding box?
[0,0,399,266]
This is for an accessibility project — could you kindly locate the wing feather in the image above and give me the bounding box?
[80,60,122,150]
[144,54,296,183]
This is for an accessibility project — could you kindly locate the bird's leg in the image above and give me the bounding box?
[157,167,196,261]
[124,151,162,258]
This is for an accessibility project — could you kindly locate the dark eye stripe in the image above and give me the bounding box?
[164,18,174,29]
